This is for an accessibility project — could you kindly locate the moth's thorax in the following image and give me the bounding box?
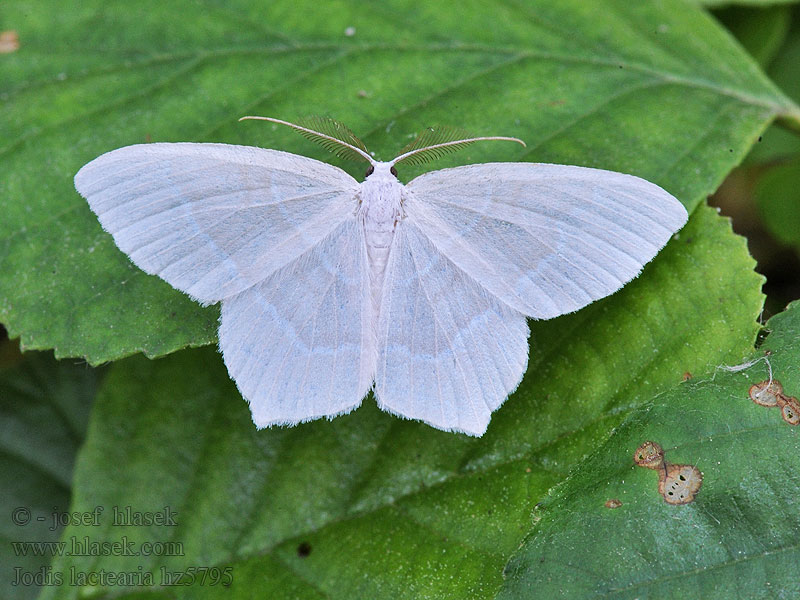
[358,162,404,246]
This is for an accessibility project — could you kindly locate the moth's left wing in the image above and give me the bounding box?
[75,143,359,304]
[405,163,688,319]
[220,219,373,427]
[374,221,529,436]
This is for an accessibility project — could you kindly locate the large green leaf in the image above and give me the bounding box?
[741,8,800,164]
[701,0,799,7]
[755,158,800,251]
[0,0,797,363]
[38,203,767,600]
[712,4,792,67]
[499,300,800,599]
[747,11,800,252]
[0,345,100,600]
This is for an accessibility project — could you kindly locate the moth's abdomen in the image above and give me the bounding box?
[365,212,396,277]
[358,178,404,324]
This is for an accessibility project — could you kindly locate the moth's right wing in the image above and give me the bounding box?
[374,221,530,436]
[75,143,360,304]
[405,163,688,319]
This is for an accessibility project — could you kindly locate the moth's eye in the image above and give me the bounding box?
[390,166,398,177]
[365,165,374,177]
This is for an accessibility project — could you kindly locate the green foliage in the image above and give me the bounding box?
[700,0,799,8]
[740,6,800,164]
[714,5,792,66]
[38,204,767,600]
[0,1,799,599]
[714,4,800,312]
[1,0,798,363]
[755,159,800,250]
[500,301,800,599]
[0,345,100,600]
[748,12,800,252]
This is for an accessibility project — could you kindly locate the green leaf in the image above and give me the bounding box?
[700,0,799,8]
[1,0,797,363]
[713,5,792,67]
[499,300,800,600]
[742,11,800,164]
[0,345,100,600]
[754,157,800,250]
[727,9,800,266]
[38,204,766,600]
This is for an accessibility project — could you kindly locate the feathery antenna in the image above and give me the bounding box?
[391,125,525,167]
[239,116,374,164]
[239,117,526,167]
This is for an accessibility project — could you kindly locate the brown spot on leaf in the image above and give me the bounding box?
[779,396,800,426]
[633,441,664,469]
[658,464,703,505]
[0,30,20,53]
[682,372,693,381]
[749,380,783,407]
[749,379,799,425]
[635,441,702,504]
[604,499,622,509]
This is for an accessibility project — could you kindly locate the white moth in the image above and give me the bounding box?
[75,117,687,436]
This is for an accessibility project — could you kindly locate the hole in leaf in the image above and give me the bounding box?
[636,442,703,505]
[659,464,703,505]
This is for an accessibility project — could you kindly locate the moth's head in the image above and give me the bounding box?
[238,116,525,179]
[365,162,398,181]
